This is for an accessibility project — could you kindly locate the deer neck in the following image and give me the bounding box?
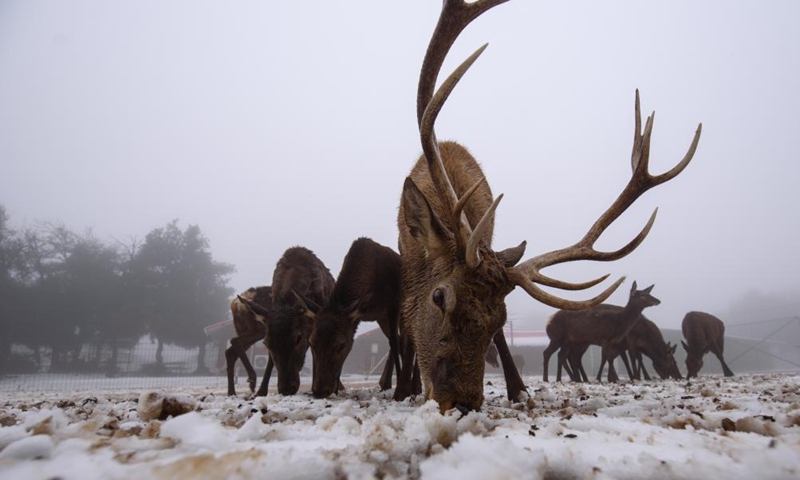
[618,304,646,334]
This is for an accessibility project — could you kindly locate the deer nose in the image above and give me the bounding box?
[454,403,471,416]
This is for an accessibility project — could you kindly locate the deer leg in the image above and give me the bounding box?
[619,351,635,380]
[637,353,653,380]
[378,349,393,391]
[493,330,527,401]
[236,332,263,392]
[255,355,274,397]
[595,358,606,382]
[542,342,560,383]
[394,337,416,401]
[556,348,568,382]
[711,338,734,377]
[225,342,240,396]
[713,348,734,377]
[602,346,620,383]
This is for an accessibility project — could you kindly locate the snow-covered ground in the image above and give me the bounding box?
[1,373,799,479]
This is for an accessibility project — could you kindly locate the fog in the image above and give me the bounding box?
[1,1,798,331]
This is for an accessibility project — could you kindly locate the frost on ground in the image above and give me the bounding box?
[1,373,799,479]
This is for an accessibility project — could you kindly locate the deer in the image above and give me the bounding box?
[294,237,403,398]
[226,286,273,396]
[238,246,335,396]
[682,311,734,378]
[394,0,701,413]
[563,313,682,382]
[543,283,661,383]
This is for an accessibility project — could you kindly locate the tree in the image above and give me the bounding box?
[133,220,234,373]
[0,205,26,370]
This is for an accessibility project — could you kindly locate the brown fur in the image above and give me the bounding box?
[253,246,334,396]
[564,313,681,382]
[682,311,734,378]
[542,282,660,383]
[397,141,526,412]
[308,237,402,398]
[226,286,271,396]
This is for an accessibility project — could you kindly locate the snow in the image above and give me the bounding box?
[1,373,799,479]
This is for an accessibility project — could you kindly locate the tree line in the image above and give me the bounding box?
[0,204,234,375]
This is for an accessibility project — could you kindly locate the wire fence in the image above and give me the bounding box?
[0,337,232,393]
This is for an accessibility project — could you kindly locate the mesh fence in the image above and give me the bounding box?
[0,337,234,393]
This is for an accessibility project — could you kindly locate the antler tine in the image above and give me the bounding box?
[417,0,511,125]
[508,269,626,310]
[510,90,702,308]
[465,193,503,268]
[416,0,509,251]
[420,44,489,226]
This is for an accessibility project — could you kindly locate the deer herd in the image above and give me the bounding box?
[225,1,733,413]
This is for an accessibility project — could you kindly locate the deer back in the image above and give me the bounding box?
[266,246,334,395]
[309,237,402,398]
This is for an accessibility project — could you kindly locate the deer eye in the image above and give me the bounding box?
[336,342,347,353]
[432,288,445,309]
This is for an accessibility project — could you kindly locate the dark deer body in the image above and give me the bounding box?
[305,237,402,398]
[567,313,681,382]
[396,1,700,412]
[682,311,734,378]
[626,316,681,380]
[240,247,334,395]
[542,283,661,383]
[226,286,271,396]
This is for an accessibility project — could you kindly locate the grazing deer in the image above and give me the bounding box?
[239,246,335,395]
[543,283,661,383]
[568,314,682,382]
[682,311,734,378]
[626,317,681,380]
[296,237,402,398]
[226,286,272,396]
[395,0,701,412]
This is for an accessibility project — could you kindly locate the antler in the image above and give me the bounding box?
[418,0,508,266]
[511,89,702,309]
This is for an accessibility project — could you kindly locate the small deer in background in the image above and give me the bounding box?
[239,246,335,396]
[226,286,272,396]
[395,0,700,413]
[296,237,402,399]
[682,311,734,378]
[543,282,661,383]
[567,314,681,382]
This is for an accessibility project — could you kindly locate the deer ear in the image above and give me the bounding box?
[670,344,677,355]
[402,177,449,254]
[630,281,638,294]
[291,290,316,320]
[681,340,689,352]
[643,284,655,294]
[346,293,371,320]
[497,241,527,268]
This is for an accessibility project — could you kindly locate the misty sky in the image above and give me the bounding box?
[1,1,798,330]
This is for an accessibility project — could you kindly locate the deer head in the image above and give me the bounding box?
[682,340,704,378]
[399,0,702,412]
[297,294,361,398]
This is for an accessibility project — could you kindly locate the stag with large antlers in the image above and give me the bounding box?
[396,0,701,413]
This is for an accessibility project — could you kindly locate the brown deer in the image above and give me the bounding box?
[295,237,402,398]
[239,246,335,396]
[543,283,661,383]
[395,0,701,412]
[563,313,682,382]
[682,311,734,378]
[226,286,272,396]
